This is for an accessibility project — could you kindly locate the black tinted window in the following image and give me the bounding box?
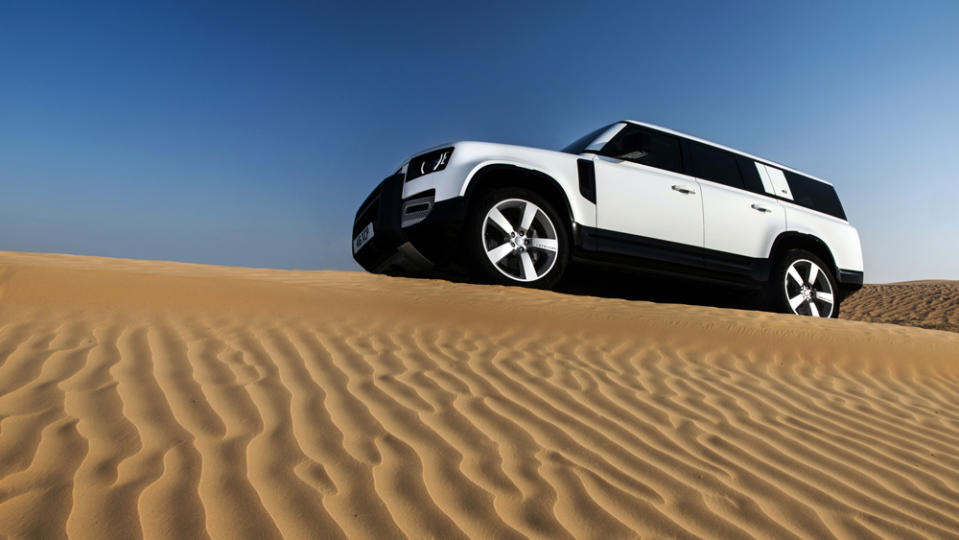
[785,171,847,220]
[681,140,743,189]
[601,126,683,174]
[737,157,765,193]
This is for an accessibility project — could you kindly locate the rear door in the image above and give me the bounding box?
[682,140,785,268]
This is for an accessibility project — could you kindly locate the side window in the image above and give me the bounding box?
[681,140,744,189]
[785,171,847,220]
[600,126,683,174]
[737,157,765,194]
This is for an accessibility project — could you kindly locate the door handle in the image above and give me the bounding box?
[751,204,772,213]
[671,185,696,195]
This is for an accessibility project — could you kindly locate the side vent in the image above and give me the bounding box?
[577,159,596,203]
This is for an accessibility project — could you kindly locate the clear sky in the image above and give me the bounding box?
[2,1,957,283]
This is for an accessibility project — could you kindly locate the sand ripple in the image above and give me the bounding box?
[842,281,959,333]
[1,252,958,539]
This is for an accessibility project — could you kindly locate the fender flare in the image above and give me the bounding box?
[460,161,575,222]
[768,231,839,275]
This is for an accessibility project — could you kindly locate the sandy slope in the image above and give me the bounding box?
[841,281,959,333]
[1,252,958,539]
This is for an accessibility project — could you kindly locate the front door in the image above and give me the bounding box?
[592,125,705,264]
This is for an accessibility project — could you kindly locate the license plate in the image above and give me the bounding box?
[352,222,374,253]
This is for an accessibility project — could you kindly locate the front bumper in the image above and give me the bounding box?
[352,173,467,275]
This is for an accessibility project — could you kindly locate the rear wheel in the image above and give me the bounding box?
[465,188,569,288]
[768,249,839,318]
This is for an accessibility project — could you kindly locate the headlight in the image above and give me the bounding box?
[406,147,453,182]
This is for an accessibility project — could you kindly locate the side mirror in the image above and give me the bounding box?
[616,149,651,161]
[606,131,650,161]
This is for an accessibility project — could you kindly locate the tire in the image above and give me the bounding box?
[464,187,569,289]
[767,249,840,318]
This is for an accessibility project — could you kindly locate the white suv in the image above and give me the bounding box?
[352,121,864,317]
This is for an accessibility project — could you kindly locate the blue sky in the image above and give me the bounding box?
[1,1,957,283]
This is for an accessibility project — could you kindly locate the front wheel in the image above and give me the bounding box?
[464,188,569,289]
[768,249,839,318]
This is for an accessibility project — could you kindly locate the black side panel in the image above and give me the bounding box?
[577,158,596,203]
[703,248,772,284]
[591,227,704,270]
[572,225,771,288]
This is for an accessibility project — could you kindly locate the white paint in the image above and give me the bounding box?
[370,121,863,275]
[762,164,794,200]
[698,179,786,258]
[755,161,775,195]
[593,156,704,248]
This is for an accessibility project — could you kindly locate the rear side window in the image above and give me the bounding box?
[681,140,744,189]
[785,171,847,220]
[600,126,683,174]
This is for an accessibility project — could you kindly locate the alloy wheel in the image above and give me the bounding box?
[784,259,835,317]
[481,198,559,282]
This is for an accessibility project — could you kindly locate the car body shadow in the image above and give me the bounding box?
[390,263,764,312]
[556,264,762,311]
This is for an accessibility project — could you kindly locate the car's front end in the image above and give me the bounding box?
[352,140,590,277]
[352,145,469,275]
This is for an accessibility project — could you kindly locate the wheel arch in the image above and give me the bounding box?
[463,163,575,228]
[769,232,839,279]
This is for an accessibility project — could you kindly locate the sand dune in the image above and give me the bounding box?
[1,252,958,539]
[841,281,959,333]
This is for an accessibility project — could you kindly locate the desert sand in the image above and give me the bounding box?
[1,251,958,539]
[841,281,959,333]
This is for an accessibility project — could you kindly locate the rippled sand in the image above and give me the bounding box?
[1,252,958,539]
[842,280,959,333]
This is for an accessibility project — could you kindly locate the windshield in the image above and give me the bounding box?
[560,124,614,155]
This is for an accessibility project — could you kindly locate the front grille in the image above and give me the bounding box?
[355,185,382,224]
[353,173,404,236]
[353,199,378,236]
